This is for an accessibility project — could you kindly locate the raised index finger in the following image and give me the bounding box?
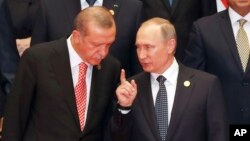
[120,69,126,83]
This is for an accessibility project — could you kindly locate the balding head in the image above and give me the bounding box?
[139,17,176,41]
[70,6,116,65]
[73,6,115,35]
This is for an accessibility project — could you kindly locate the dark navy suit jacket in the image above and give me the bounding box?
[184,10,250,124]
[111,63,228,141]
[0,0,19,117]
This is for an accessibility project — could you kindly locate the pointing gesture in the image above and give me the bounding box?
[116,69,137,107]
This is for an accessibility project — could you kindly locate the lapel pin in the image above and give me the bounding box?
[109,9,115,16]
[184,80,191,87]
[97,64,102,70]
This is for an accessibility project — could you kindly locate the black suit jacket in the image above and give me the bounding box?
[2,38,121,141]
[31,0,143,76]
[140,0,217,61]
[183,10,250,124]
[0,0,19,117]
[7,0,40,38]
[111,63,228,141]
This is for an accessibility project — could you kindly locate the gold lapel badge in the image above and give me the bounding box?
[109,10,115,16]
[184,80,191,87]
[97,64,102,70]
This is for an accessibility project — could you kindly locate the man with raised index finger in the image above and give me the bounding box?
[110,17,228,141]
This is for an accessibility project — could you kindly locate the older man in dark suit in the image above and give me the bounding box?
[110,17,228,141]
[184,0,250,124]
[31,0,143,76]
[2,7,120,141]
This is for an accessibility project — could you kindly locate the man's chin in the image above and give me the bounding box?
[91,60,102,66]
[142,67,151,72]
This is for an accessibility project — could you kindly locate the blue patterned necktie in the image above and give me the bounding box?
[155,75,168,141]
[86,0,96,6]
[169,0,173,6]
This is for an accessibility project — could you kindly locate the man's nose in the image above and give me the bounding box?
[138,48,146,59]
[99,46,109,59]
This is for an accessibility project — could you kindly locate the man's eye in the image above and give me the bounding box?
[146,45,153,49]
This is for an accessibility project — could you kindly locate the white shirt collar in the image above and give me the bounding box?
[67,36,91,68]
[81,0,103,9]
[151,58,179,85]
[229,7,250,24]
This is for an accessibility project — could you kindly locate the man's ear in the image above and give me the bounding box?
[72,30,81,44]
[167,38,176,54]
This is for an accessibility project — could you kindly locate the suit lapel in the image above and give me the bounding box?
[50,38,80,130]
[245,59,250,73]
[64,0,81,26]
[219,10,244,74]
[160,0,180,15]
[160,0,172,14]
[82,65,104,133]
[167,64,194,141]
[171,0,180,15]
[137,73,161,141]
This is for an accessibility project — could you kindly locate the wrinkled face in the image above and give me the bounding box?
[73,23,116,65]
[229,0,250,14]
[136,25,175,74]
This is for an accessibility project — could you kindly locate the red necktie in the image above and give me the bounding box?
[75,62,88,130]
[221,0,228,8]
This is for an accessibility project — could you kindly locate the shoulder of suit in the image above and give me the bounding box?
[128,72,148,81]
[102,55,121,67]
[195,10,228,25]
[180,64,218,82]
[25,37,66,59]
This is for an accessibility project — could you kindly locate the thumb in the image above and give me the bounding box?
[131,80,137,91]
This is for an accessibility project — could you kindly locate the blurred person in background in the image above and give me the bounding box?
[0,0,19,138]
[184,0,250,124]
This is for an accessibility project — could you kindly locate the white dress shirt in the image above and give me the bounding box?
[67,36,93,125]
[229,7,250,49]
[80,0,103,9]
[119,59,179,119]
[150,58,179,125]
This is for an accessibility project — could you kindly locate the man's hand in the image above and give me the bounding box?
[16,37,31,56]
[116,69,137,107]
